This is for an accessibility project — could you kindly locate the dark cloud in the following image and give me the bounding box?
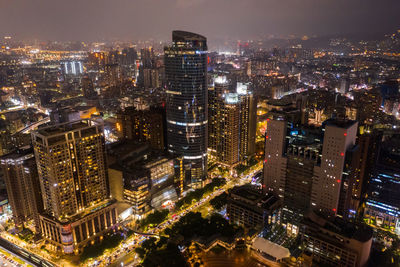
[0,0,399,41]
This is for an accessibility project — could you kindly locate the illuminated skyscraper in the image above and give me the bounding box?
[237,82,257,161]
[31,119,117,254]
[208,75,229,157]
[218,93,240,166]
[208,77,256,167]
[165,31,208,188]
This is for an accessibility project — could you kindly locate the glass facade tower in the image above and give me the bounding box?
[165,31,208,188]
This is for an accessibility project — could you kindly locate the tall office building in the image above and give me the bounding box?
[311,120,358,213]
[263,118,288,197]
[364,132,400,233]
[282,129,322,225]
[0,147,43,232]
[263,117,358,220]
[337,134,372,219]
[31,119,117,254]
[165,31,208,188]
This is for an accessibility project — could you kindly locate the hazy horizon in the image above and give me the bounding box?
[0,0,399,41]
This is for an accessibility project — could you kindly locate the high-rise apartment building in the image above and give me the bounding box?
[104,63,122,87]
[237,82,257,160]
[138,47,155,87]
[87,52,107,70]
[263,117,358,220]
[121,47,138,66]
[0,147,43,232]
[218,93,240,166]
[165,31,208,188]
[31,119,117,254]
[81,75,96,98]
[141,47,154,69]
[208,77,256,167]
[208,75,229,157]
[118,107,165,150]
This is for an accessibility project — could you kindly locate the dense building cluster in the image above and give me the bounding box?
[0,29,400,266]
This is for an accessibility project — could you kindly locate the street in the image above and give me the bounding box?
[98,164,262,267]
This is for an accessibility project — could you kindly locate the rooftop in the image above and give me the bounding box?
[303,211,373,243]
[172,30,206,42]
[0,146,33,161]
[33,119,101,137]
[73,105,96,111]
[230,185,262,202]
[43,199,116,224]
[252,237,290,261]
[323,118,357,129]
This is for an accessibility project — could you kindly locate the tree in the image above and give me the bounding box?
[142,237,158,251]
[174,178,226,211]
[142,243,188,267]
[80,233,124,262]
[140,209,169,228]
[210,192,228,210]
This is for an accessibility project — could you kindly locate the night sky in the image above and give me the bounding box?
[0,0,399,41]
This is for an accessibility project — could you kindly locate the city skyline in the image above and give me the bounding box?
[0,4,400,264]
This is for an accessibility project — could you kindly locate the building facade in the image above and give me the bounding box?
[237,82,257,161]
[227,185,280,229]
[208,75,229,158]
[165,30,208,188]
[118,107,165,150]
[31,119,116,254]
[208,77,256,167]
[363,133,400,234]
[0,147,43,232]
[300,212,372,267]
[263,117,358,218]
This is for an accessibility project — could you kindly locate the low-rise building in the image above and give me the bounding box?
[300,212,372,267]
[39,200,118,254]
[108,141,182,218]
[227,185,280,229]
